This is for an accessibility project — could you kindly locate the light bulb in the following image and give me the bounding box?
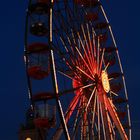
[26,138,32,140]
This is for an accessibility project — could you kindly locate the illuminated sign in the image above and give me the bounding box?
[101,70,110,93]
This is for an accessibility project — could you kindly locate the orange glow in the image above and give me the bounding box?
[26,138,32,140]
[101,70,110,92]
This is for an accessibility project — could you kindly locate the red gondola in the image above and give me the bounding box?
[27,66,49,80]
[110,82,123,93]
[117,111,126,120]
[85,12,98,21]
[96,33,108,42]
[27,43,48,54]
[30,22,48,36]
[38,0,51,4]
[32,92,55,101]
[105,47,117,53]
[104,53,116,66]
[113,97,128,104]
[108,72,122,79]
[95,22,108,30]
[34,118,55,128]
[28,2,49,15]
[74,0,100,7]
[123,123,131,129]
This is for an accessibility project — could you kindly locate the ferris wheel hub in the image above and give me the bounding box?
[101,70,110,93]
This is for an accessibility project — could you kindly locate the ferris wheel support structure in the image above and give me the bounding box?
[48,0,70,139]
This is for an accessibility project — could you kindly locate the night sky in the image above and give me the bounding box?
[0,0,139,140]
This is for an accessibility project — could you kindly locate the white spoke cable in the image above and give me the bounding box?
[100,102,107,140]
[97,96,101,140]
[75,46,94,77]
[86,23,95,72]
[76,31,95,76]
[104,62,110,71]
[91,93,97,137]
[110,91,118,96]
[99,48,105,74]
[97,37,100,73]
[85,88,96,111]
[76,66,94,81]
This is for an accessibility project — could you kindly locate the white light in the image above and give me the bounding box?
[26,138,32,140]
[101,70,110,93]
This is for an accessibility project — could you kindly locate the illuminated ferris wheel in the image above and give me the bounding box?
[22,0,131,140]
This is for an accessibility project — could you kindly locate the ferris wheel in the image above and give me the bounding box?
[23,0,131,140]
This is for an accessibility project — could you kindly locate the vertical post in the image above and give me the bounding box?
[48,0,70,139]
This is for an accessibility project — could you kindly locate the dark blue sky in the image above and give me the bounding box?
[0,0,139,139]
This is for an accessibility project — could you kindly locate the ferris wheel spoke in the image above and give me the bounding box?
[59,36,78,67]
[91,92,97,137]
[72,92,96,140]
[76,66,94,81]
[100,100,114,140]
[75,46,94,77]
[53,13,77,57]
[71,29,77,47]
[57,23,96,79]
[59,31,78,59]
[100,102,106,140]
[60,83,94,97]
[80,96,89,140]
[58,70,74,80]
[88,106,94,139]
[54,11,71,35]
[97,91,113,140]
[99,48,105,74]
[107,112,116,138]
[66,35,76,57]
[85,87,96,111]
[54,46,80,78]
[97,37,100,73]
[76,31,95,75]
[81,97,86,140]
[55,5,83,56]
[109,90,118,96]
[57,60,76,77]
[58,70,95,92]
[65,94,81,122]
[80,24,95,71]
[73,100,82,133]
[53,24,77,67]
[53,93,81,140]
[72,108,83,139]
[92,27,97,58]
[65,30,81,61]
[82,112,88,140]
[86,23,95,69]
[104,62,110,71]
[97,96,101,140]
[104,95,128,140]
[63,2,77,29]
[59,36,72,55]
[83,93,96,140]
